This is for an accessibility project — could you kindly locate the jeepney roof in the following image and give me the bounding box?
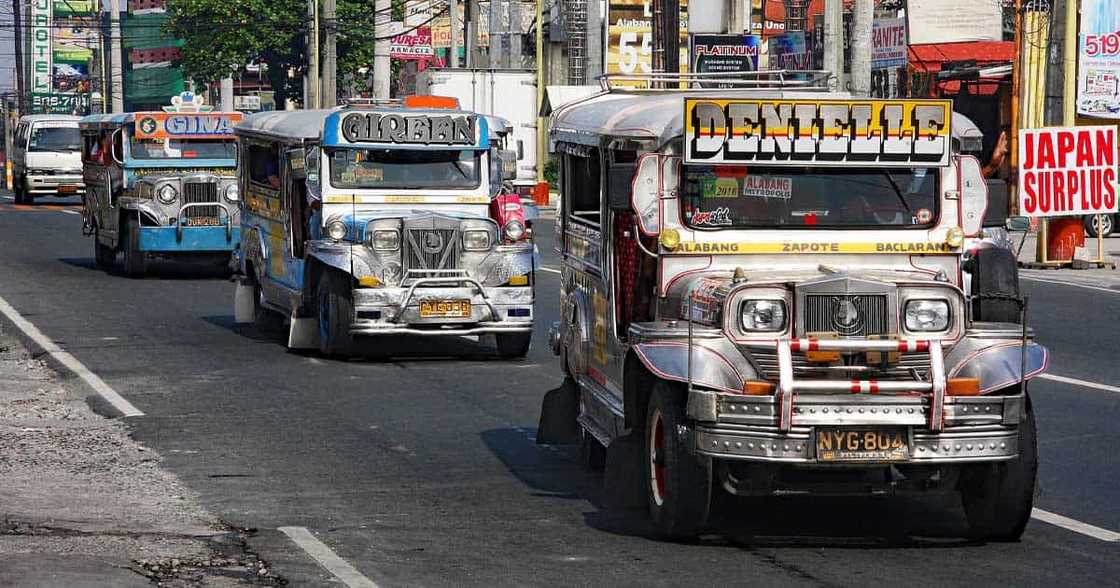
[235,108,512,144]
[19,114,83,125]
[549,89,987,153]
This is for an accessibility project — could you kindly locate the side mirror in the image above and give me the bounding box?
[287,148,307,180]
[517,139,524,160]
[632,154,660,236]
[958,156,987,237]
[982,178,1010,227]
[1005,216,1031,232]
[110,129,124,165]
[498,149,518,180]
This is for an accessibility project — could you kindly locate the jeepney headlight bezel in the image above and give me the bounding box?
[156,182,178,204]
[723,286,793,341]
[463,229,493,251]
[502,220,525,242]
[224,183,239,202]
[740,299,788,332]
[368,229,401,251]
[904,298,952,332]
[326,219,348,241]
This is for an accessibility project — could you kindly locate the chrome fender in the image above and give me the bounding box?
[561,290,593,376]
[631,340,753,394]
[947,339,1049,394]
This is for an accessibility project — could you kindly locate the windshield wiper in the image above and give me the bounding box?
[882,172,912,213]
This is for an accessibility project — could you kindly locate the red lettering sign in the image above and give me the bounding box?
[1018,126,1120,217]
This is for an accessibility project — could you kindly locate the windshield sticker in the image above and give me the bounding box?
[353,166,384,181]
[915,208,933,223]
[690,207,734,226]
[322,194,491,205]
[340,112,477,146]
[742,175,793,200]
[676,241,956,254]
[702,178,741,198]
[684,98,952,167]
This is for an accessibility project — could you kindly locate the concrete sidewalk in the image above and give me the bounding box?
[1013,230,1120,286]
[0,329,282,586]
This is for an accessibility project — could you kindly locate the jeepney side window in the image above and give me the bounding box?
[564,150,601,228]
[248,144,281,190]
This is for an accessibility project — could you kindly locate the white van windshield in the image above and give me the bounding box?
[28,125,81,153]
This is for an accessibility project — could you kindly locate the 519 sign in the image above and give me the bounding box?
[1084,31,1120,57]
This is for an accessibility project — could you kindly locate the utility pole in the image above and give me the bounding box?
[535,0,544,187]
[13,0,25,114]
[489,0,504,68]
[848,0,872,96]
[373,0,391,98]
[220,77,234,111]
[109,0,124,112]
[509,0,521,68]
[322,0,337,106]
[823,0,844,90]
[307,0,319,108]
[450,0,460,67]
[664,0,679,77]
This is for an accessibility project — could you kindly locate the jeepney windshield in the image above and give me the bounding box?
[128,136,236,160]
[327,148,482,190]
[681,165,939,229]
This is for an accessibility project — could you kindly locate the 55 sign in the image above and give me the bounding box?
[606,0,688,85]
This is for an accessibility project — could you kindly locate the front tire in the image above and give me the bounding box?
[644,379,712,540]
[496,332,531,358]
[317,271,355,357]
[1084,214,1115,238]
[121,216,145,277]
[960,393,1038,541]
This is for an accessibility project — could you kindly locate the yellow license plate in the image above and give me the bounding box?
[816,427,909,462]
[185,217,222,227]
[57,185,78,194]
[419,299,471,318]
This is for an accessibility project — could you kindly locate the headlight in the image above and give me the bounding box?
[463,229,492,251]
[368,229,400,251]
[224,184,239,202]
[326,220,348,241]
[156,183,178,204]
[904,299,950,332]
[740,300,787,332]
[502,220,525,241]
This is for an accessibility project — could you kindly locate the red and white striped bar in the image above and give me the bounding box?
[787,338,932,352]
[791,379,934,393]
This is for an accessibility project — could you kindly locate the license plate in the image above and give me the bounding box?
[419,299,471,318]
[57,185,77,194]
[185,217,222,227]
[815,427,909,462]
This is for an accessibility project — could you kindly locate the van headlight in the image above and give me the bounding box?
[463,229,492,251]
[740,300,787,332]
[904,299,950,332]
[368,229,400,251]
[224,184,239,202]
[326,220,348,241]
[156,183,178,204]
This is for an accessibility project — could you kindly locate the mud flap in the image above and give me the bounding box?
[537,378,579,445]
[233,282,255,325]
[288,313,320,349]
[603,432,647,511]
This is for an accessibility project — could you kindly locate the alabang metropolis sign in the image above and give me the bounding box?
[685,98,952,167]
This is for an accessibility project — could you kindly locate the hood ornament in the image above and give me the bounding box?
[832,297,863,334]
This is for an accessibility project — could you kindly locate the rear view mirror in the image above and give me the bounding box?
[517,139,525,160]
[983,178,1010,227]
[1005,216,1031,232]
[958,156,987,237]
[287,148,307,180]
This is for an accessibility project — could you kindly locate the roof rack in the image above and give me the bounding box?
[598,70,835,92]
[341,97,403,108]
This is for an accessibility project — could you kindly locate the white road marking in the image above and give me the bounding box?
[1032,508,1120,542]
[1021,275,1120,294]
[60,209,80,216]
[0,294,144,417]
[539,266,561,274]
[1037,373,1120,394]
[2,195,13,200]
[278,526,379,588]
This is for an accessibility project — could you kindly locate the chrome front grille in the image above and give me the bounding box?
[182,182,221,225]
[804,294,889,337]
[750,348,931,384]
[403,228,460,277]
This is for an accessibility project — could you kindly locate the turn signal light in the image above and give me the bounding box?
[806,350,841,363]
[741,380,776,395]
[659,228,681,251]
[403,95,460,109]
[358,275,382,288]
[947,377,981,396]
[508,274,529,286]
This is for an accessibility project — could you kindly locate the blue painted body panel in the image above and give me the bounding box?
[139,226,240,252]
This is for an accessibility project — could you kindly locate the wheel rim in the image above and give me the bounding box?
[649,409,667,507]
[1103,216,1114,235]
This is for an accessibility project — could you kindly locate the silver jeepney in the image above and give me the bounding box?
[232,103,535,358]
[547,72,1047,541]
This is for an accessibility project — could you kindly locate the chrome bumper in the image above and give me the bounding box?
[350,281,533,336]
[25,174,84,194]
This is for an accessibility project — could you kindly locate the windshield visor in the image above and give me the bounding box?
[29,126,81,152]
[327,148,482,190]
[129,137,236,160]
[681,166,939,229]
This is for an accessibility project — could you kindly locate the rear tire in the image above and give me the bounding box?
[93,230,115,268]
[122,215,144,277]
[317,270,355,358]
[644,379,711,540]
[969,247,1021,323]
[579,427,607,471]
[1084,214,1115,238]
[960,393,1038,542]
[496,332,531,358]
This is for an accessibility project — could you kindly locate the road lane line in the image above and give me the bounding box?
[1021,275,1120,294]
[1032,509,1120,542]
[0,294,144,417]
[59,209,80,216]
[278,526,379,588]
[1037,373,1120,394]
[539,266,560,274]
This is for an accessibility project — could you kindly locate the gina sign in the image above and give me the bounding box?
[684,98,952,167]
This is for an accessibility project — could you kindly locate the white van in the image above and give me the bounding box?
[11,114,85,204]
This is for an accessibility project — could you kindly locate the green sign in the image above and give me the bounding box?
[30,92,90,114]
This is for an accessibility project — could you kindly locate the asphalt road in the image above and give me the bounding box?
[0,192,1117,587]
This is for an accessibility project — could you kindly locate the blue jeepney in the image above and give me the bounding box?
[78,95,243,276]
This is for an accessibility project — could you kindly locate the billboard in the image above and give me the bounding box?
[29,0,53,95]
[690,34,760,80]
[1077,0,1120,119]
[606,0,688,85]
[30,92,89,114]
[906,0,1001,45]
[1018,126,1119,217]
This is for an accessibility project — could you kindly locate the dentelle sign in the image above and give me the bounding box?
[1017,126,1119,217]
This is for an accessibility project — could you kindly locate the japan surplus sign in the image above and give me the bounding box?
[1018,126,1119,217]
[1077,0,1120,119]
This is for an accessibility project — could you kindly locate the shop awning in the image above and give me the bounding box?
[909,41,1014,96]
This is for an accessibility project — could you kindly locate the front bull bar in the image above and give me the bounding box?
[390,269,502,323]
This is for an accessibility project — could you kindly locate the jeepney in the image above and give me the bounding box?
[546,72,1048,541]
[231,97,535,358]
[78,94,242,277]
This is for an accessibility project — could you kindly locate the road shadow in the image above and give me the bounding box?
[58,256,232,281]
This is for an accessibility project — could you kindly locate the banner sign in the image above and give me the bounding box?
[338,112,480,146]
[606,0,688,86]
[872,17,907,70]
[905,0,1001,45]
[30,0,53,95]
[134,113,242,139]
[1018,126,1119,217]
[684,98,952,167]
[391,26,435,60]
[30,92,89,114]
[690,34,759,79]
[1077,0,1120,119]
[769,32,810,70]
